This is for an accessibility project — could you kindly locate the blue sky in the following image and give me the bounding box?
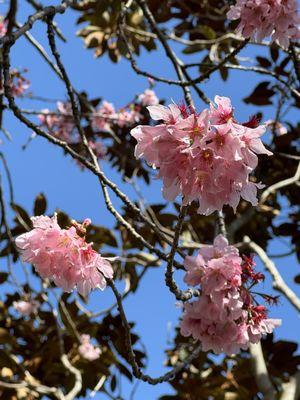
[1,2,299,399]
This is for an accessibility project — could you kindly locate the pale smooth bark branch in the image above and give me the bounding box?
[0,379,64,398]
[61,355,83,400]
[249,342,276,400]
[0,350,65,399]
[228,161,300,239]
[259,162,300,205]
[244,236,300,312]
[215,210,227,237]
[277,153,300,161]
[280,371,300,400]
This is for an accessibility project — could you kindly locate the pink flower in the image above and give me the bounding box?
[38,102,75,142]
[78,334,101,361]
[210,96,234,125]
[227,0,300,48]
[181,235,281,355]
[116,107,142,127]
[88,140,106,159]
[130,95,272,215]
[199,234,239,260]
[15,215,114,296]
[265,119,287,135]
[92,101,116,132]
[13,300,38,316]
[0,69,30,97]
[147,104,182,124]
[138,89,159,106]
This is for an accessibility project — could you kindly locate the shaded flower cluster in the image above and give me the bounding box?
[131,96,272,215]
[13,300,39,316]
[138,88,159,107]
[38,102,76,143]
[0,69,30,98]
[37,88,159,164]
[15,215,114,296]
[92,100,142,131]
[78,334,101,361]
[92,88,158,132]
[227,0,300,48]
[181,235,281,355]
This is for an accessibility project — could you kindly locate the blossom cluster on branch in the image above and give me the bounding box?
[0,68,30,98]
[181,235,281,354]
[227,0,300,48]
[78,334,101,361]
[15,215,114,296]
[131,96,272,215]
[13,299,39,316]
[37,88,159,163]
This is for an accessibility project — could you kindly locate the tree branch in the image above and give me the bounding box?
[249,342,276,400]
[244,236,300,312]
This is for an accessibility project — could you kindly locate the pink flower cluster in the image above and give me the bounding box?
[138,89,159,107]
[38,101,107,164]
[37,88,159,160]
[227,0,300,48]
[0,69,30,97]
[92,101,145,133]
[181,235,281,355]
[91,89,158,132]
[78,334,101,361]
[265,119,287,135]
[13,300,39,316]
[131,96,272,215]
[15,215,114,296]
[38,102,76,143]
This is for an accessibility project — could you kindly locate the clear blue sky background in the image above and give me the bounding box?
[1,2,299,399]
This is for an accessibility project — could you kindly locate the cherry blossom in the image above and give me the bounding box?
[13,300,39,316]
[78,334,101,361]
[227,0,300,48]
[138,89,159,106]
[38,102,75,143]
[180,234,281,355]
[0,69,30,97]
[92,101,116,132]
[130,96,272,215]
[15,215,114,296]
[265,119,287,135]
